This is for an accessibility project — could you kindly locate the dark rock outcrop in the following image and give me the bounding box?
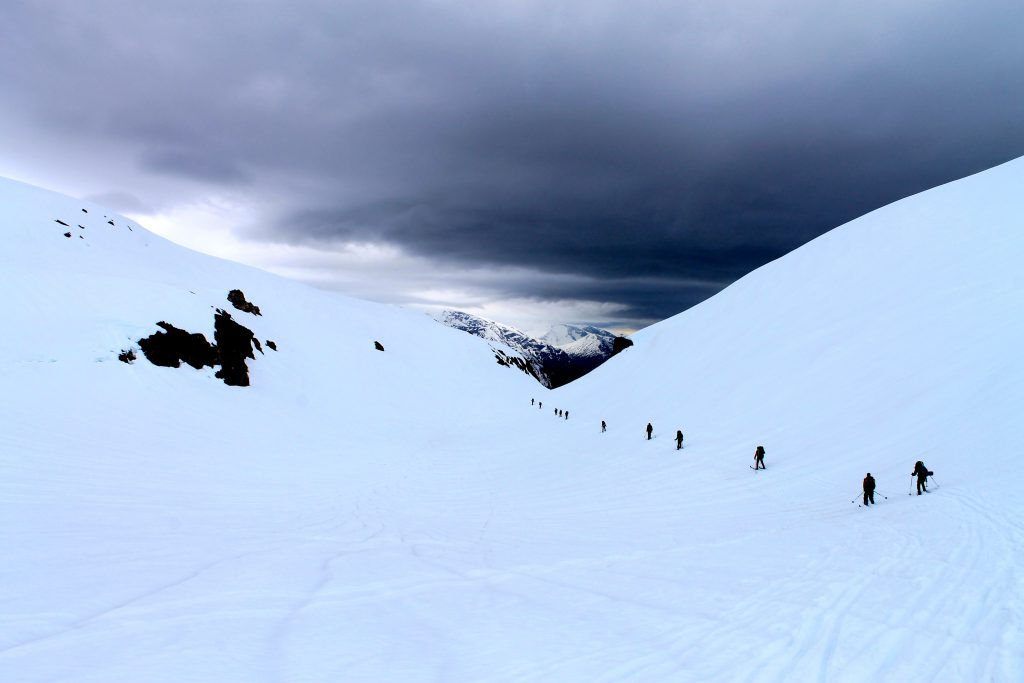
[118,348,136,364]
[213,309,256,387]
[612,336,634,355]
[138,322,218,370]
[136,310,261,387]
[374,341,385,351]
[227,289,261,316]
[266,340,277,351]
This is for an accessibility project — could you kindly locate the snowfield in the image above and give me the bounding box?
[2,157,1023,682]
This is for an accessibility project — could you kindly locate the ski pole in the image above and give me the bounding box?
[875,491,889,500]
[908,477,914,496]
[850,494,861,504]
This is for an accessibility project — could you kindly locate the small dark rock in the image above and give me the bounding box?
[63,232,71,238]
[227,289,261,316]
[107,220,115,226]
[266,340,277,351]
[118,348,137,364]
[55,219,69,226]
[82,208,88,213]
[253,337,264,354]
[78,224,86,229]
[374,341,385,351]
[612,336,634,355]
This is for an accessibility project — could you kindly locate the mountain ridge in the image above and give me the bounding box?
[434,309,625,387]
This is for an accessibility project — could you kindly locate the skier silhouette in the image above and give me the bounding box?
[538,402,542,409]
[646,423,653,440]
[601,420,606,432]
[754,445,766,469]
[531,398,534,405]
[675,430,683,450]
[912,461,932,494]
[565,411,569,420]
[863,473,876,506]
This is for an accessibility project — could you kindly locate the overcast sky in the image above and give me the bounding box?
[3,1,1023,334]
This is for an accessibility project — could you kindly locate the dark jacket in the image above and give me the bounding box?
[913,461,929,478]
[863,475,876,492]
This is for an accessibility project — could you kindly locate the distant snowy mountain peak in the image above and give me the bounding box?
[539,323,615,348]
[435,310,627,387]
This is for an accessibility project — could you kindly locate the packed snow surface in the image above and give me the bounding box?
[2,156,1024,682]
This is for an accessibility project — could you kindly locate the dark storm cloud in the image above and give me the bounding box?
[140,149,249,184]
[3,0,1024,327]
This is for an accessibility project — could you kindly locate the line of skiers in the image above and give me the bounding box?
[862,461,934,505]
[530,399,567,419]
[530,401,933,506]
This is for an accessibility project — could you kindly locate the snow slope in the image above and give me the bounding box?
[3,154,1024,683]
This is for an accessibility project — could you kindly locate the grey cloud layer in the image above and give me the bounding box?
[4,0,1023,327]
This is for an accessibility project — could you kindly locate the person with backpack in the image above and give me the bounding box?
[863,473,876,506]
[912,460,932,495]
[601,420,606,433]
[754,445,766,469]
[675,430,684,450]
[646,423,653,440]
[564,411,569,420]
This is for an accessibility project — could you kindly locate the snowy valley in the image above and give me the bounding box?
[2,156,1023,682]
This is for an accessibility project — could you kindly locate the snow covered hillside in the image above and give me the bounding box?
[3,154,1024,683]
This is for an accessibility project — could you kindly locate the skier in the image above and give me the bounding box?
[912,460,932,495]
[601,420,606,433]
[675,430,684,450]
[538,402,542,409]
[646,423,653,440]
[565,411,569,420]
[531,398,534,405]
[754,445,766,470]
[863,473,876,506]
